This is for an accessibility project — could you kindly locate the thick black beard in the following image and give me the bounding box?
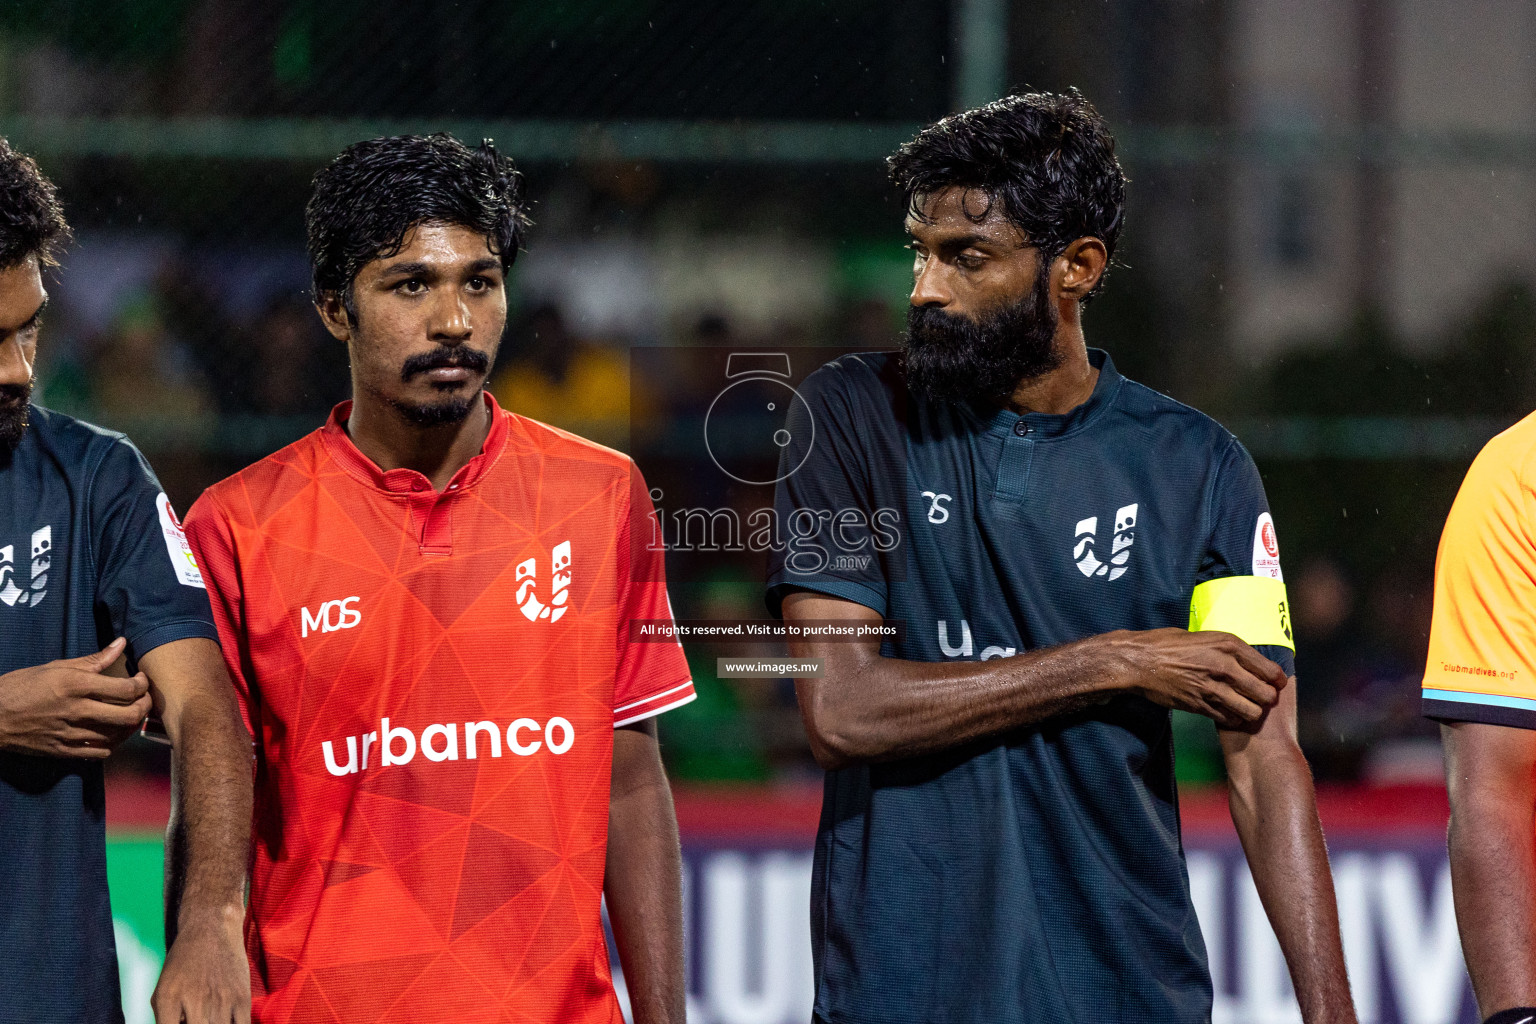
[0,382,32,454]
[902,266,1061,404]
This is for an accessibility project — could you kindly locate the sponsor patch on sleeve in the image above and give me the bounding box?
[1251,512,1284,580]
[156,492,207,589]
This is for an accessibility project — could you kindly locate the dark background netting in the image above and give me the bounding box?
[6,0,1535,783]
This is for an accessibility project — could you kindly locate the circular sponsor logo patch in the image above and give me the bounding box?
[1252,512,1283,580]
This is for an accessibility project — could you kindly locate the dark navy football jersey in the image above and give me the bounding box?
[0,405,218,1024]
[767,349,1294,1024]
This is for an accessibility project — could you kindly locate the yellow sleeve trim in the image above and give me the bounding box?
[1189,576,1295,651]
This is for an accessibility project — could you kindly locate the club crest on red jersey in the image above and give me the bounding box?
[516,540,572,622]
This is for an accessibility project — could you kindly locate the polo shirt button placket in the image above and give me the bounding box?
[996,418,1036,501]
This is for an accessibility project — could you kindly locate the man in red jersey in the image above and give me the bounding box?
[183,134,694,1024]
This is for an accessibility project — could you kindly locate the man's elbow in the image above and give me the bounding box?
[1224,731,1314,809]
[799,691,872,772]
[1448,782,1535,847]
[805,731,854,772]
[169,690,246,743]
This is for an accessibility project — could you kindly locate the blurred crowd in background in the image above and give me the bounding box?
[12,0,1536,788]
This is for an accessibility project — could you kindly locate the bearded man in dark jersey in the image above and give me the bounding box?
[769,92,1358,1024]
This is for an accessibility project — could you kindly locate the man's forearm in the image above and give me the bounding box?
[165,694,251,941]
[1449,795,1536,1013]
[605,777,686,1024]
[1228,743,1356,1024]
[795,638,1119,768]
[786,591,1282,769]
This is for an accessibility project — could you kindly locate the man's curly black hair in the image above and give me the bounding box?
[888,89,1127,301]
[306,132,532,320]
[0,137,70,270]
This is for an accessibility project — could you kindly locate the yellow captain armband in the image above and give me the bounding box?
[1188,575,1295,651]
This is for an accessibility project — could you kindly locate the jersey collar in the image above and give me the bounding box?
[320,390,509,495]
[976,347,1123,440]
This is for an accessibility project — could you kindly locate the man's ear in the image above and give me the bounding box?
[315,291,354,342]
[1056,237,1109,302]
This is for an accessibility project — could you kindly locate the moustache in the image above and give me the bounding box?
[400,347,491,382]
[905,306,978,343]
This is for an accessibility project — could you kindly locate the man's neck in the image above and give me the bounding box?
[1005,327,1098,416]
[346,391,493,493]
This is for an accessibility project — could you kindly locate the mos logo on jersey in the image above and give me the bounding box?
[517,540,572,622]
[1074,503,1138,581]
[0,525,51,608]
[302,597,361,638]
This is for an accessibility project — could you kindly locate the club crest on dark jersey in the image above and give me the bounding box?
[0,525,51,608]
[1073,503,1137,580]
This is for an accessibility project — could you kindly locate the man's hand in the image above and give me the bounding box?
[152,909,250,1024]
[1097,627,1287,729]
[0,636,152,758]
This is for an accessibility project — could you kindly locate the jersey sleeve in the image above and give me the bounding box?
[765,361,893,618]
[613,464,695,728]
[181,492,258,736]
[89,437,218,661]
[1422,434,1536,728]
[1191,438,1296,677]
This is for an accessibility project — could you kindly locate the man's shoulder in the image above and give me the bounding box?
[801,350,902,401]
[504,410,635,477]
[793,351,908,443]
[1470,409,1536,488]
[1428,410,1536,543]
[499,411,643,517]
[194,427,329,525]
[24,405,136,474]
[1108,375,1240,459]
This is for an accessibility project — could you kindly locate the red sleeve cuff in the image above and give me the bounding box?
[613,678,696,728]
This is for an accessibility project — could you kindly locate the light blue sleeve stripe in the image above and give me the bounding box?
[1423,687,1536,713]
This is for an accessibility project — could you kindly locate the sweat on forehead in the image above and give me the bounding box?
[911,186,1011,223]
[906,190,1032,248]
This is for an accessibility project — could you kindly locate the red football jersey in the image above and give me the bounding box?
[184,394,693,1023]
